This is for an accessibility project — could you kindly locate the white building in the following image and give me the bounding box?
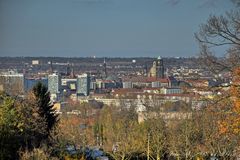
[77,73,90,96]
[122,82,133,89]
[32,60,39,65]
[161,87,182,94]
[48,73,61,101]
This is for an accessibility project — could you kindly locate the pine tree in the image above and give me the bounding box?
[32,82,58,137]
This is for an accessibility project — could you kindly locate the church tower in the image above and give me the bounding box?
[156,56,165,78]
[148,56,165,78]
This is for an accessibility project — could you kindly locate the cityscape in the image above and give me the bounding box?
[0,0,240,160]
[0,56,216,115]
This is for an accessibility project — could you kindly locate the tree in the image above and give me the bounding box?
[16,97,48,149]
[195,1,240,156]
[0,91,50,159]
[98,104,146,160]
[168,118,202,160]
[144,118,168,160]
[32,82,58,137]
[57,115,85,145]
[0,92,21,159]
[198,109,238,159]
[0,84,59,159]
[226,67,240,135]
[195,4,240,75]
[93,123,104,146]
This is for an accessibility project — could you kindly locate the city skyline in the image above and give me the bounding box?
[0,0,234,57]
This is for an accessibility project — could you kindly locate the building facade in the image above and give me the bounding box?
[48,73,61,95]
[25,77,48,91]
[77,73,90,96]
[148,56,165,78]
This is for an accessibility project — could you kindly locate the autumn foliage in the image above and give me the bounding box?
[222,67,240,135]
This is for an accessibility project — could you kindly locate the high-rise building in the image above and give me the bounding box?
[77,73,90,96]
[48,73,61,95]
[0,71,25,95]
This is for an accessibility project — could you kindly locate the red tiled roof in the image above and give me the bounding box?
[111,89,199,98]
[143,87,160,90]
[122,76,169,83]
[102,80,115,83]
[112,88,142,94]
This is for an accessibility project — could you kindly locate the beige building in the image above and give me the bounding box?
[149,61,157,77]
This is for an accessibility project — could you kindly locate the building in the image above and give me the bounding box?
[122,76,169,89]
[77,73,90,96]
[0,71,25,95]
[122,81,133,89]
[32,60,39,65]
[148,56,165,78]
[168,76,179,87]
[90,76,97,90]
[149,61,157,77]
[156,56,164,78]
[151,81,161,88]
[161,87,182,94]
[48,73,61,95]
[25,77,48,91]
[90,81,97,90]
[61,78,77,96]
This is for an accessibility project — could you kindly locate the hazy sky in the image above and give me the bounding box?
[0,0,235,57]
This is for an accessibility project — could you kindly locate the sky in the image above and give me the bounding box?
[0,0,235,57]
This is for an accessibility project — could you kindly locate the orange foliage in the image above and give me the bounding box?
[219,67,240,135]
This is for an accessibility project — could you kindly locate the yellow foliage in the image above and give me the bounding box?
[219,67,240,135]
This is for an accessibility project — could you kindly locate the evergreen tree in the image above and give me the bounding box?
[32,82,58,137]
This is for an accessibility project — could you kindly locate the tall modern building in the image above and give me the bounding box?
[0,71,25,95]
[48,73,61,95]
[77,73,90,96]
